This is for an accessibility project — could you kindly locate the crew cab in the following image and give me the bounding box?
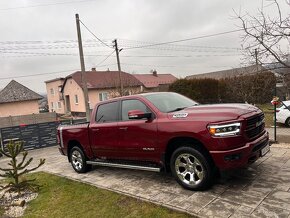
[58,92,269,190]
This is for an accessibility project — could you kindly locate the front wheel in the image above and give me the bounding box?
[285,118,290,127]
[170,146,213,191]
[70,146,91,173]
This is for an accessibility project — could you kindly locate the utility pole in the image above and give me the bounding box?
[113,39,123,96]
[254,48,259,72]
[75,14,90,121]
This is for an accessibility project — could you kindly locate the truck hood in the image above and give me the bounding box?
[168,103,261,123]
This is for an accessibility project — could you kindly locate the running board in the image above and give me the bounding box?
[86,161,161,172]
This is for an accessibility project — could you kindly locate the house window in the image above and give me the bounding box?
[58,102,61,109]
[99,92,108,101]
[51,102,54,109]
[74,95,79,104]
[50,88,55,95]
[58,86,62,92]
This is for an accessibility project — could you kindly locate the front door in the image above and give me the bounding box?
[65,95,71,112]
[118,99,159,162]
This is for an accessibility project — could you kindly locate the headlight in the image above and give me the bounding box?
[208,122,241,137]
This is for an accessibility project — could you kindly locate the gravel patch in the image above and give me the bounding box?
[0,189,38,217]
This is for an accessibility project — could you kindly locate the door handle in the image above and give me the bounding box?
[119,127,128,131]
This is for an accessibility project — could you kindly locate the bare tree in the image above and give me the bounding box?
[235,0,290,98]
[236,0,290,68]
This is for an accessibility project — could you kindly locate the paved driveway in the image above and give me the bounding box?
[1,145,290,218]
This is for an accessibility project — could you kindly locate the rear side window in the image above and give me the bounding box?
[96,101,118,123]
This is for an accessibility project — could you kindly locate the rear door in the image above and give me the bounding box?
[118,99,159,162]
[89,101,120,159]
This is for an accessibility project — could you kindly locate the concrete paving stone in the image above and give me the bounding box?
[186,192,217,214]
[150,191,178,204]
[165,195,193,210]
[263,191,290,211]
[251,203,290,218]
[219,190,264,208]
[270,149,288,158]
[207,183,228,195]
[198,199,240,218]
[282,160,290,168]
[263,156,289,167]
[159,183,195,197]
[229,205,255,217]
[1,145,290,217]
[241,180,277,197]
[272,184,290,192]
[134,188,162,200]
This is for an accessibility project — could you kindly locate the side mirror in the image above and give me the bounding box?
[128,110,152,120]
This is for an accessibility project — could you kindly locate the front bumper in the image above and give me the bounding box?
[210,131,269,170]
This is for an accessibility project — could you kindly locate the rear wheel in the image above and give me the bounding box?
[170,146,213,190]
[285,118,290,127]
[70,146,91,173]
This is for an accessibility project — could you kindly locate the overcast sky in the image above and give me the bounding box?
[0,0,289,93]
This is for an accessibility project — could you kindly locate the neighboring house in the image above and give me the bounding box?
[0,80,43,117]
[186,65,265,80]
[45,78,65,114]
[60,69,142,116]
[132,70,177,92]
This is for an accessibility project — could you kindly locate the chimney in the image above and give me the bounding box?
[91,67,96,71]
[152,70,157,77]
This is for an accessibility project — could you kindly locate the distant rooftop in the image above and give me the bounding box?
[63,70,142,90]
[186,65,266,80]
[132,72,177,88]
[0,80,43,104]
[44,77,65,83]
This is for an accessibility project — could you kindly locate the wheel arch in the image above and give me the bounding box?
[164,136,214,172]
[67,140,86,162]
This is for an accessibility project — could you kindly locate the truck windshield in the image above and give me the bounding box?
[144,92,198,113]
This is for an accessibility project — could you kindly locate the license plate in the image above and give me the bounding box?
[261,144,270,156]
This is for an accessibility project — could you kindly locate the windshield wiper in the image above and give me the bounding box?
[167,107,187,113]
[167,104,198,113]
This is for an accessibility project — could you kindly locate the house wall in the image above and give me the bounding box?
[63,81,142,114]
[46,79,65,114]
[0,100,40,117]
[62,78,86,113]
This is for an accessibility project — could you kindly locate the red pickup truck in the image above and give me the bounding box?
[58,92,269,190]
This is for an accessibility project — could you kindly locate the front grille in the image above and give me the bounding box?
[245,113,265,139]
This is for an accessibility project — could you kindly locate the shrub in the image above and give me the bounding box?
[0,140,45,195]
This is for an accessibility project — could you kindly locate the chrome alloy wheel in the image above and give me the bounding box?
[175,153,204,186]
[71,150,83,171]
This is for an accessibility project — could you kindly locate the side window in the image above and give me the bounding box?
[122,99,150,121]
[96,101,118,123]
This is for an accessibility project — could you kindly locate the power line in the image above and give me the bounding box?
[122,29,243,50]
[79,19,113,49]
[0,0,96,11]
[0,69,78,81]
[119,38,241,50]
[96,50,115,66]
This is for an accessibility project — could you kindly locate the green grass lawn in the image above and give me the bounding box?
[22,172,192,218]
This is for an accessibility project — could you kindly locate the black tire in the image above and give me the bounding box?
[70,146,91,173]
[285,118,290,127]
[170,146,213,191]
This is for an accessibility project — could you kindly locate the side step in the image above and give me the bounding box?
[86,161,161,172]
